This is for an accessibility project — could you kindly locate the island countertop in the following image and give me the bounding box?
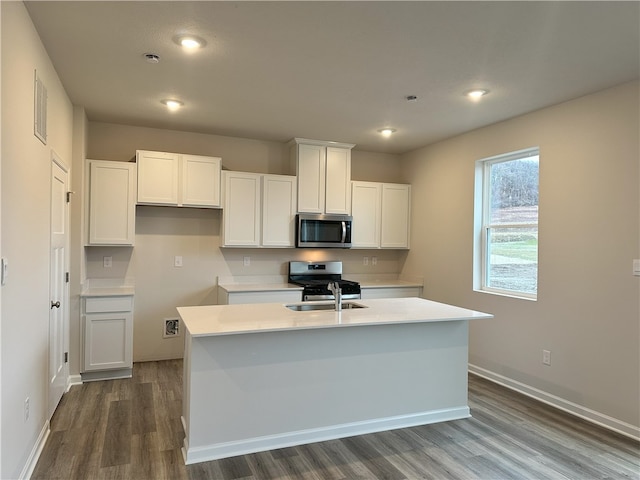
[177,297,492,337]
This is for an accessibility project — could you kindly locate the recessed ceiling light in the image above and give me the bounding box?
[161,99,184,111]
[378,128,396,137]
[465,89,489,100]
[173,35,206,50]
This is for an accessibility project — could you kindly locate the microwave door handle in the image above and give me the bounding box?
[341,221,346,243]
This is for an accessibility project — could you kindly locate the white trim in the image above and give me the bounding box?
[468,364,640,441]
[67,374,82,390]
[19,421,50,480]
[183,406,470,465]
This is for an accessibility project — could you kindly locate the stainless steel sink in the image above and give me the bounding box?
[285,302,367,312]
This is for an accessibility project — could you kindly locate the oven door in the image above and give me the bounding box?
[296,214,352,248]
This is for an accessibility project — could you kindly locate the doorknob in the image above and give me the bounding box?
[51,301,60,309]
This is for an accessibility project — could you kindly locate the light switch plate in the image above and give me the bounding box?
[174,256,183,267]
[633,259,640,276]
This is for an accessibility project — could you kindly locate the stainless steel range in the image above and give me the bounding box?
[289,261,361,301]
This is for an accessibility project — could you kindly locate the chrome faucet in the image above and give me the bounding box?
[328,281,342,311]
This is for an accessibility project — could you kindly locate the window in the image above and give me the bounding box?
[474,148,539,299]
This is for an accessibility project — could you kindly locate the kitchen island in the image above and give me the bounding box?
[177,297,492,465]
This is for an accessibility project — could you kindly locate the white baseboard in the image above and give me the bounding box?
[67,374,82,390]
[468,364,640,441]
[19,421,50,480]
[183,406,470,465]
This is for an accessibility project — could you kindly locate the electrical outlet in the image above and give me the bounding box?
[24,397,30,422]
[371,256,378,266]
[103,256,112,268]
[542,349,551,366]
[363,256,369,266]
[164,319,179,338]
[243,256,250,267]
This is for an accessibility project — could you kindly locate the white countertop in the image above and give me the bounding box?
[81,286,135,297]
[218,283,302,293]
[178,297,492,337]
[218,280,421,293]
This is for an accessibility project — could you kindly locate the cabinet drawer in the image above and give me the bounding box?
[85,295,133,313]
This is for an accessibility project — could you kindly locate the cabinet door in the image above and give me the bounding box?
[222,171,261,246]
[84,312,133,371]
[182,155,221,207]
[225,290,302,305]
[296,144,325,213]
[361,287,422,299]
[262,175,297,247]
[325,147,351,214]
[351,181,381,248]
[381,183,411,248]
[88,160,136,245]
[136,150,180,205]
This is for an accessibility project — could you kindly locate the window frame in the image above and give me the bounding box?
[474,147,539,300]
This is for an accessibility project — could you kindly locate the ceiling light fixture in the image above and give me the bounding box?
[173,34,206,50]
[161,99,184,111]
[378,128,396,137]
[465,89,489,100]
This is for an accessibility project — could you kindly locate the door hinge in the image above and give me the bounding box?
[64,352,69,363]
[65,272,70,283]
[66,191,74,203]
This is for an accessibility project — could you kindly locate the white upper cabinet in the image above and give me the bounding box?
[351,181,411,249]
[222,172,297,248]
[136,150,180,205]
[381,183,411,249]
[87,160,136,246]
[136,150,221,208]
[182,154,222,207]
[325,147,352,214]
[295,143,325,213]
[262,175,297,247]
[290,138,354,214]
[351,181,382,248]
[222,171,261,247]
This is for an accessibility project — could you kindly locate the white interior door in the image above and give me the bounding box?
[49,154,69,418]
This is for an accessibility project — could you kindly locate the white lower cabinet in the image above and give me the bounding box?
[218,288,302,305]
[82,294,134,381]
[360,286,422,299]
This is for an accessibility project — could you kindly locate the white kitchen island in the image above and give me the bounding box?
[177,297,492,465]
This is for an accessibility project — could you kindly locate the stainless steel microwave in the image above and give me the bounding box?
[296,214,352,248]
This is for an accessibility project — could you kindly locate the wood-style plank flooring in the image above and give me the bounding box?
[32,360,639,479]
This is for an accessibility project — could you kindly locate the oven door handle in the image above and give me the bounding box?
[341,221,347,243]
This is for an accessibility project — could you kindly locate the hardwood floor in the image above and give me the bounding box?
[32,360,639,479]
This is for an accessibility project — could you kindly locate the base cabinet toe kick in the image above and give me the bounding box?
[177,298,492,464]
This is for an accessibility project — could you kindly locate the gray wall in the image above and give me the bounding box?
[400,81,640,434]
[1,3,74,477]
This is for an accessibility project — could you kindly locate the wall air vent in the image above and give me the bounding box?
[34,70,47,145]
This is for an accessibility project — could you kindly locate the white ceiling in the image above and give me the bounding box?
[24,1,639,154]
